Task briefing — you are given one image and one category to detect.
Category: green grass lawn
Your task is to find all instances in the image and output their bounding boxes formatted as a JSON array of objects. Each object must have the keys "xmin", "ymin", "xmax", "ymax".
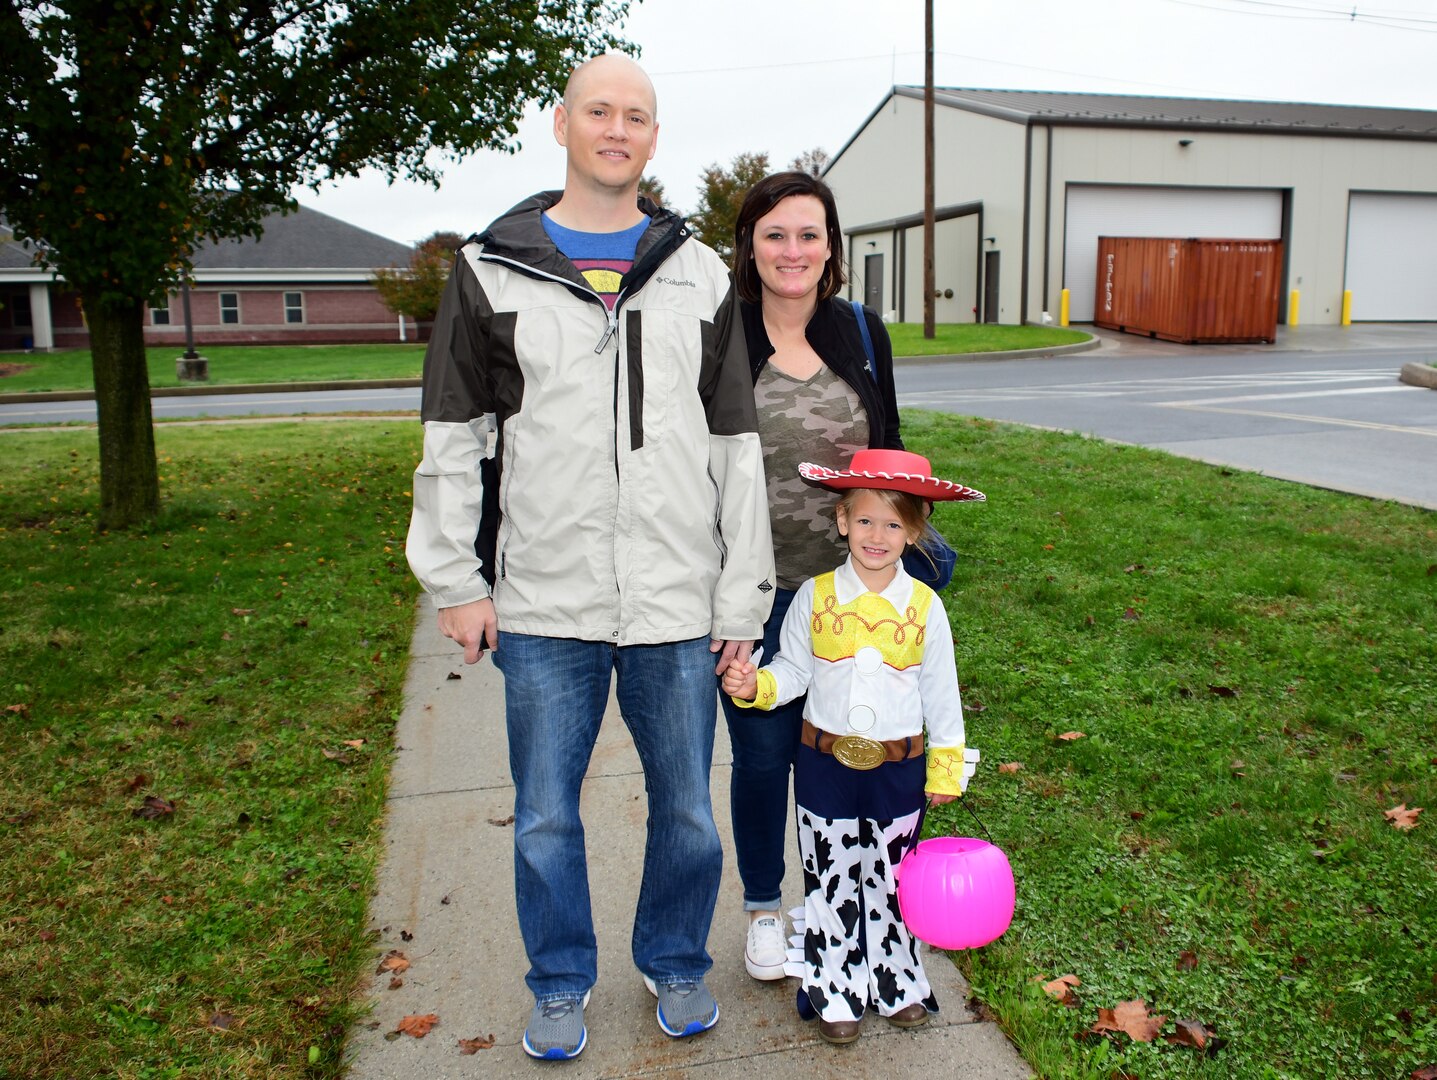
[
  {"xmin": 909, "ymin": 410, "xmax": 1437, "ymax": 1079},
  {"xmin": 1, "ymin": 421, "xmax": 419, "ymax": 1077},
  {"xmin": 0, "ymin": 324, "xmax": 1087, "ymax": 394},
  {"xmin": 0, "ymin": 344, "xmax": 426, "ymax": 393},
  {"xmin": 1, "ymin": 413, "xmax": 1433, "ymax": 1078},
  {"xmin": 887, "ymin": 322, "xmax": 1090, "ymax": 356}
]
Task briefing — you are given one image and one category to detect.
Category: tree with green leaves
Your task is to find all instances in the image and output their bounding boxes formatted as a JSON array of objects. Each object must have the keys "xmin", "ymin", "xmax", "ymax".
[
  {"xmin": 687, "ymin": 151, "xmax": 770, "ymax": 264},
  {"xmin": 1, "ymin": 1, "xmax": 632, "ymax": 528},
  {"xmin": 372, "ymin": 230, "xmax": 467, "ymax": 324}
]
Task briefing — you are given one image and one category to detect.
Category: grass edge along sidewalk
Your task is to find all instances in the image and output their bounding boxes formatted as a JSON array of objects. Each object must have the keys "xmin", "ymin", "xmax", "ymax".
[
  {"xmin": 0, "ymin": 324, "xmax": 1093, "ymax": 395},
  {"xmin": 1, "ymin": 411, "xmax": 1433, "ymax": 1078}
]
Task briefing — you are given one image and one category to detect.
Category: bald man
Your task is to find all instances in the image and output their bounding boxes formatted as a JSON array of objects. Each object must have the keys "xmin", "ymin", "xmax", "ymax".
[{"xmin": 407, "ymin": 53, "xmax": 774, "ymax": 1060}]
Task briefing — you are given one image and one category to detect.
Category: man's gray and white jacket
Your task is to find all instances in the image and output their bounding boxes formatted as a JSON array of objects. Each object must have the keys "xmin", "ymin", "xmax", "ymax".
[{"xmin": 406, "ymin": 192, "xmax": 775, "ymax": 646}]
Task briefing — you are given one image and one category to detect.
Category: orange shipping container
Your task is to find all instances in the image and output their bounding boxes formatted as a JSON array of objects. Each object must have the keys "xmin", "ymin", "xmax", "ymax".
[{"xmin": 1093, "ymin": 236, "xmax": 1283, "ymax": 344}]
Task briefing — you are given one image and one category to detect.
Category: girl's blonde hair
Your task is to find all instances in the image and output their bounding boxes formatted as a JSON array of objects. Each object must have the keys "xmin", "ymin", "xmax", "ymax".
[
  {"xmin": 839, "ymin": 488, "xmax": 925, "ymax": 537},
  {"xmin": 835, "ymin": 487, "xmax": 946, "ymax": 572}
]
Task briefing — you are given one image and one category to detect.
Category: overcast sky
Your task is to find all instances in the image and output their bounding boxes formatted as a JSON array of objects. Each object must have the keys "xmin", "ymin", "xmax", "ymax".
[{"xmin": 293, "ymin": 0, "xmax": 1437, "ymax": 247}]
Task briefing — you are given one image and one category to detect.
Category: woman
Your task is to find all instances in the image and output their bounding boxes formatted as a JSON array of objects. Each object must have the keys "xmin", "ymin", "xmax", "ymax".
[{"xmin": 722, "ymin": 170, "xmax": 903, "ymax": 981}]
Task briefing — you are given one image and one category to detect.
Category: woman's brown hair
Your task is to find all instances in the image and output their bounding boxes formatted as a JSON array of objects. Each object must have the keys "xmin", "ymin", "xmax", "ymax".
[{"xmin": 733, "ymin": 170, "xmax": 847, "ymax": 304}]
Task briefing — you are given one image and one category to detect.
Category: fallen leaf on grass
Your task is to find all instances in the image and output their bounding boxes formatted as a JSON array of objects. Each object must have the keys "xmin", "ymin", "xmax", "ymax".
[
  {"xmin": 1089, "ymin": 999, "xmax": 1166, "ymax": 1042},
  {"xmin": 343, "ymin": 739, "xmax": 366, "ymax": 748},
  {"xmin": 1165, "ymin": 1018, "xmax": 1216, "ymax": 1050},
  {"xmin": 1043, "ymin": 974, "xmax": 1080, "ymax": 1004},
  {"xmin": 132, "ymin": 795, "xmax": 176, "ymax": 819},
  {"xmin": 207, "ymin": 1013, "xmax": 235, "ymax": 1031},
  {"xmin": 458, "ymin": 1035, "xmax": 495, "ymax": 1054},
  {"xmin": 1122, "ymin": 607, "xmax": 1141, "ymax": 620},
  {"xmin": 1176, "ymin": 950, "xmax": 1199, "ymax": 971},
  {"xmin": 4, "ymin": 703, "xmax": 30, "ymax": 717},
  {"xmin": 1386, "ymin": 804, "xmax": 1423, "ymax": 830},
  {"xmin": 1208, "ymin": 684, "xmax": 1239, "ymax": 698},
  {"xmin": 125, "ymin": 774, "xmax": 149, "ymax": 793},
  {"xmin": 376, "ymin": 950, "xmax": 410, "ymax": 975},
  {"xmin": 321, "ymin": 748, "xmax": 353, "ymax": 764},
  {"xmin": 1057, "ymin": 731, "xmax": 1085, "ymax": 741},
  {"xmin": 998, "ymin": 762, "xmax": 1023, "ymax": 774},
  {"xmin": 1411, "ymin": 1066, "xmax": 1437, "ymax": 1080},
  {"xmin": 230, "ymin": 608, "xmax": 255, "ymax": 616},
  {"xmin": 394, "ymin": 1013, "xmax": 439, "ymax": 1039}
]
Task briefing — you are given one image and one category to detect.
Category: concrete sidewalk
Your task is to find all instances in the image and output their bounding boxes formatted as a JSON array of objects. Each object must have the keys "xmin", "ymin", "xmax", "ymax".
[{"xmin": 342, "ymin": 595, "xmax": 1034, "ymax": 1078}]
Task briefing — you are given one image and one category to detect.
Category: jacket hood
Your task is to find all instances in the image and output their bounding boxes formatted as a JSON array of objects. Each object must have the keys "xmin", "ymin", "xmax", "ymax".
[{"xmin": 471, "ymin": 191, "xmax": 689, "ymax": 288}]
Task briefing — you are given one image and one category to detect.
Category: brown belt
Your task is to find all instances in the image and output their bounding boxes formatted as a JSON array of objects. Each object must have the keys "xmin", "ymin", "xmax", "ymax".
[{"xmin": 802, "ymin": 719, "xmax": 924, "ymax": 764}]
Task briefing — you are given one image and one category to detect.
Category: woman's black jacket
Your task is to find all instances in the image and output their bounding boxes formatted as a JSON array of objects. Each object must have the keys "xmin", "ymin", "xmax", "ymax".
[{"xmin": 739, "ymin": 295, "xmax": 903, "ymax": 451}]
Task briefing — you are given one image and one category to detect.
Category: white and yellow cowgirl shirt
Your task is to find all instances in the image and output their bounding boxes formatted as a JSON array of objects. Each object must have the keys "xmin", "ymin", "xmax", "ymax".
[{"xmin": 738, "ymin": 556, "xmax": 974, "ymax": 796}]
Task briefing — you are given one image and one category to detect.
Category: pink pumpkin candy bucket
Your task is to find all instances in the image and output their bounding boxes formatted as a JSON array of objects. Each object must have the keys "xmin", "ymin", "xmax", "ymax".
[{"xmin": 896, "ymin": 836, "xmax": 1015, "ymax": 950}]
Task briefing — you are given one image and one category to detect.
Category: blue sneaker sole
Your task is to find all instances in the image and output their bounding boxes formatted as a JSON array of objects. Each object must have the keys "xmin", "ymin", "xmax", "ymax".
[
  {"xmin": 522, "ymin": 1029, "xmax": 587, "ymax": 1060},
  {"xmin": 643, "ymin": 975, "xmax": 719, "ymax": 1038},
  {"xmin": 522, "ymin": 990, "xmax": 590, "ymax": 1059},
  {"xmin": 656, "ymin": 1004, "xmax": 718, "ymax": 1038}
]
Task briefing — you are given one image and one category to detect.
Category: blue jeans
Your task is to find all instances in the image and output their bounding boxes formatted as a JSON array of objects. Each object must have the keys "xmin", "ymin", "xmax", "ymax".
[
  {"xmin": 719, "ymin": 586, "xmax": 804, "ymax": 911},
  {"xmin": 494, "ymin": 633, "xmax": 723, "ymax": 1001}
]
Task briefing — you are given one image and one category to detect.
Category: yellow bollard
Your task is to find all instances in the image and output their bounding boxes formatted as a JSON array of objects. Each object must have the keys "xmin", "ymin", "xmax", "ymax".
[
  {"xmin": 1289, "ymin": 289, "xmax": 1300, "ymax": 327},
  {"xmin": 1341, "ymin": 290, "xmax": 1352, "ymax": 326},
  {"xmin": 1060, "ymin": 288, "xmax": 1070, "ymax": 327}
]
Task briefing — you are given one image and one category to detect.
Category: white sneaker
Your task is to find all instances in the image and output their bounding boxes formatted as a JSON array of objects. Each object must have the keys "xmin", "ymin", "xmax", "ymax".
[{"xmin": 744, "ymin": 914, "xmax": 787, "ymax": 981}]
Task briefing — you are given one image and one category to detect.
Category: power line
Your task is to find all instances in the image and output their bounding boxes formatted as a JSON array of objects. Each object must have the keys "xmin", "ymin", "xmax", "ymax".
[{"xmin": 1160, "ymin": 0, "xmax": 1437, "ymax": 31}]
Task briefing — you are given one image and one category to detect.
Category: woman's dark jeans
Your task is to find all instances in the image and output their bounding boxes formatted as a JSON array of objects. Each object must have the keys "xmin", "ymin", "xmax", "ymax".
[{"xmin": 719, "ymin": 586, "xmax": 805, "ymax": 910}]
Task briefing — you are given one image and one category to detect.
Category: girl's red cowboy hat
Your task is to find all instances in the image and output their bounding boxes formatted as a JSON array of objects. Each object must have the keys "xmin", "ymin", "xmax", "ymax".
[{"xmin": 798, "ymin": 449, "xmax": 985, "ymax": 502}]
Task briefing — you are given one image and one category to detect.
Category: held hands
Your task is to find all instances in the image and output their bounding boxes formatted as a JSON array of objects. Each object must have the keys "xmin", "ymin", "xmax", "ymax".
[
  {"xmin": 710, "ymin": 637, "xmax": 754, "ymax": 675},
  {"xmin": 437, "ymin": 598, "xmax": 498, "ymax": 664},
  {"xmin": 721, "ymin": 657, "xmax": 758, "ymax": 701},
  {"xmin": 927, "ymin": 793, "xmax": 957, "ymax": 806}
]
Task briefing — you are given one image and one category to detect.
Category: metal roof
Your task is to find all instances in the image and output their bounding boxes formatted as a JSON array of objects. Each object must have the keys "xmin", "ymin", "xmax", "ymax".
[{"xmin": 893, "ymin": 87, "xmax": 1437, "ymax": 139}]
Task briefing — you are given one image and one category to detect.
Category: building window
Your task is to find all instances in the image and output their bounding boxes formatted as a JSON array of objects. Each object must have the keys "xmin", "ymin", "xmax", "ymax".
[
  {"xmin": 219, "ymin": 292, "xmax": 239, "ymax": 324},
  {"xmin": 10, "ymin": 292, "xmax": 33, "ymax": 329},
  {"xmin": 150, "ymin": 296, "xmax": 171, "ymax": 325},
  {"xmin": 284, "ymin": 291, "xmax": 304, "ymax": 324}
]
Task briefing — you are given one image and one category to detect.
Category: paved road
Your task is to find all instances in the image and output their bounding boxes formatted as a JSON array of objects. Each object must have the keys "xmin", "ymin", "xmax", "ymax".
[
  {"xmin": 5, "ymin": 323, "xmax": 1435, "ymax": 509},
  {"xmin": 894, "ymin": 328, "xmax": 1437, "ymax": 510},
  {"xmin": 0, "ymin": 385, "xmax": 423, "ymax": 426}
]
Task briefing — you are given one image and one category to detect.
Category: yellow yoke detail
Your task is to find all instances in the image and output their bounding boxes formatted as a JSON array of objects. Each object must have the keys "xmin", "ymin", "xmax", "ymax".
[{"xmin": 808, "ymin": 571, "xmax": 933, "ymax": 670}]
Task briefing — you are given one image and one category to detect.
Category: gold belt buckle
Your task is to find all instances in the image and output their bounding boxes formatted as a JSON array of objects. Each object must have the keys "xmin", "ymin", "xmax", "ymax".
[{"xmin": 831, "ymin": 734, "xmax": 886, "ymax": 771}]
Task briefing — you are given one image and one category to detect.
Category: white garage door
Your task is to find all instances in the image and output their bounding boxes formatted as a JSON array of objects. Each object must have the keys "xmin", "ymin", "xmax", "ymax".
[
  {"xmin": 1346, "ymin": 193, "xmax": 1437, "ymax": 321},
  {"xmin": 1064, "ymin": 186, "xmax": 1283, "ymax": 321}
]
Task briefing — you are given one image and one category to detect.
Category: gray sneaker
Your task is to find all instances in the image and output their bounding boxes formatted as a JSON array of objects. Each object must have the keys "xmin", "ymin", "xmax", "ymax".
[
  {"xmin": 522, "ymin": 990, "xmax": 591, "ymax": 1060},
  {"xmin": 643, "ymin": 975, "xmax": 719, "ymax": 1037}
]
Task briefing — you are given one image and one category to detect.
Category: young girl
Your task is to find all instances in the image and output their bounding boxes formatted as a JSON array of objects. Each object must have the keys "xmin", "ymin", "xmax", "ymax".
[{"xmin": 722, "ymin": 448, "xmax": 984, "ymax": 1046}]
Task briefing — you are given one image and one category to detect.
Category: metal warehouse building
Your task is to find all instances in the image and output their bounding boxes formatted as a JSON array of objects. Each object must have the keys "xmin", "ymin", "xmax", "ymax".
[{"xmin": 823, "ymin": 88, "xmax": 1437, "ymax": 327}]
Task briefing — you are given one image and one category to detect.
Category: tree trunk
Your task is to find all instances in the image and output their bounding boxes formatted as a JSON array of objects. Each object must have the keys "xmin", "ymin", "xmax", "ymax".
[{"xmin": 84, "ymin": 291, "xmax": 159, "ymax": 529}]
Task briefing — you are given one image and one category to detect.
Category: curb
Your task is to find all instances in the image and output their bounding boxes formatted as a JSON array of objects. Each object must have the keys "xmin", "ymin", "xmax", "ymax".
[
  {"xmin": 1398, "ymin": 362, "xmax": 1437, "ymax": 389},
  {"xmin": 0, "ymin": 377, "xmax": 423, "ymax": 405},
  {"xmin": 0, "ymin": 338, "xmax": 1102, "ymax": 403},
  {"xmin": 893, "ymin": 335, "xmax": 1100, "ymax": 366}
]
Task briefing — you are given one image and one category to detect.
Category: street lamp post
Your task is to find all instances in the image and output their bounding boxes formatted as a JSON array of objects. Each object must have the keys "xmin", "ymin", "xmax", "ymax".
[{"xmin": 176, "ymin": 282, "xmax": 208, "ymax": 381}]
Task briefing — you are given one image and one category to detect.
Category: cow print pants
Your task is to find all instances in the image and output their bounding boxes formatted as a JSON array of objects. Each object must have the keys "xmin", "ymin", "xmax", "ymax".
[{"xmin": 794, "ymin": 747, "xmax": 938, "ymax": 1023}]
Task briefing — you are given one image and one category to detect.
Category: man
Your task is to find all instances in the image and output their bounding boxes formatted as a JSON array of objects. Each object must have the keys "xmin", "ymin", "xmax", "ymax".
[{"xmin": 406, "ymin": 53, "xmax": 774, "ymax": 1061}]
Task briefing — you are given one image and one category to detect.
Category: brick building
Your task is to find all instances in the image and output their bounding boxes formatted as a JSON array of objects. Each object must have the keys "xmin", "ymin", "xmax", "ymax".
[{"xmin": 1, "ymin": 205, "xmax": 425, "ymax": 351}]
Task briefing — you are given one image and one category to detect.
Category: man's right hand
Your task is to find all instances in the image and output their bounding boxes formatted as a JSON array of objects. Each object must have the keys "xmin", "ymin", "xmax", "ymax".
[{"xmin": 437, "ymin": 598, "xmax": 498, "ymax": 664}]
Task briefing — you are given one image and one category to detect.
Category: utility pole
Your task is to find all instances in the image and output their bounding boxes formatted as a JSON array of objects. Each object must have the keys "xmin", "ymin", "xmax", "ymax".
[{"xmin": 923, "ymin": 0, "xmax": 935, "ymax": 339}]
